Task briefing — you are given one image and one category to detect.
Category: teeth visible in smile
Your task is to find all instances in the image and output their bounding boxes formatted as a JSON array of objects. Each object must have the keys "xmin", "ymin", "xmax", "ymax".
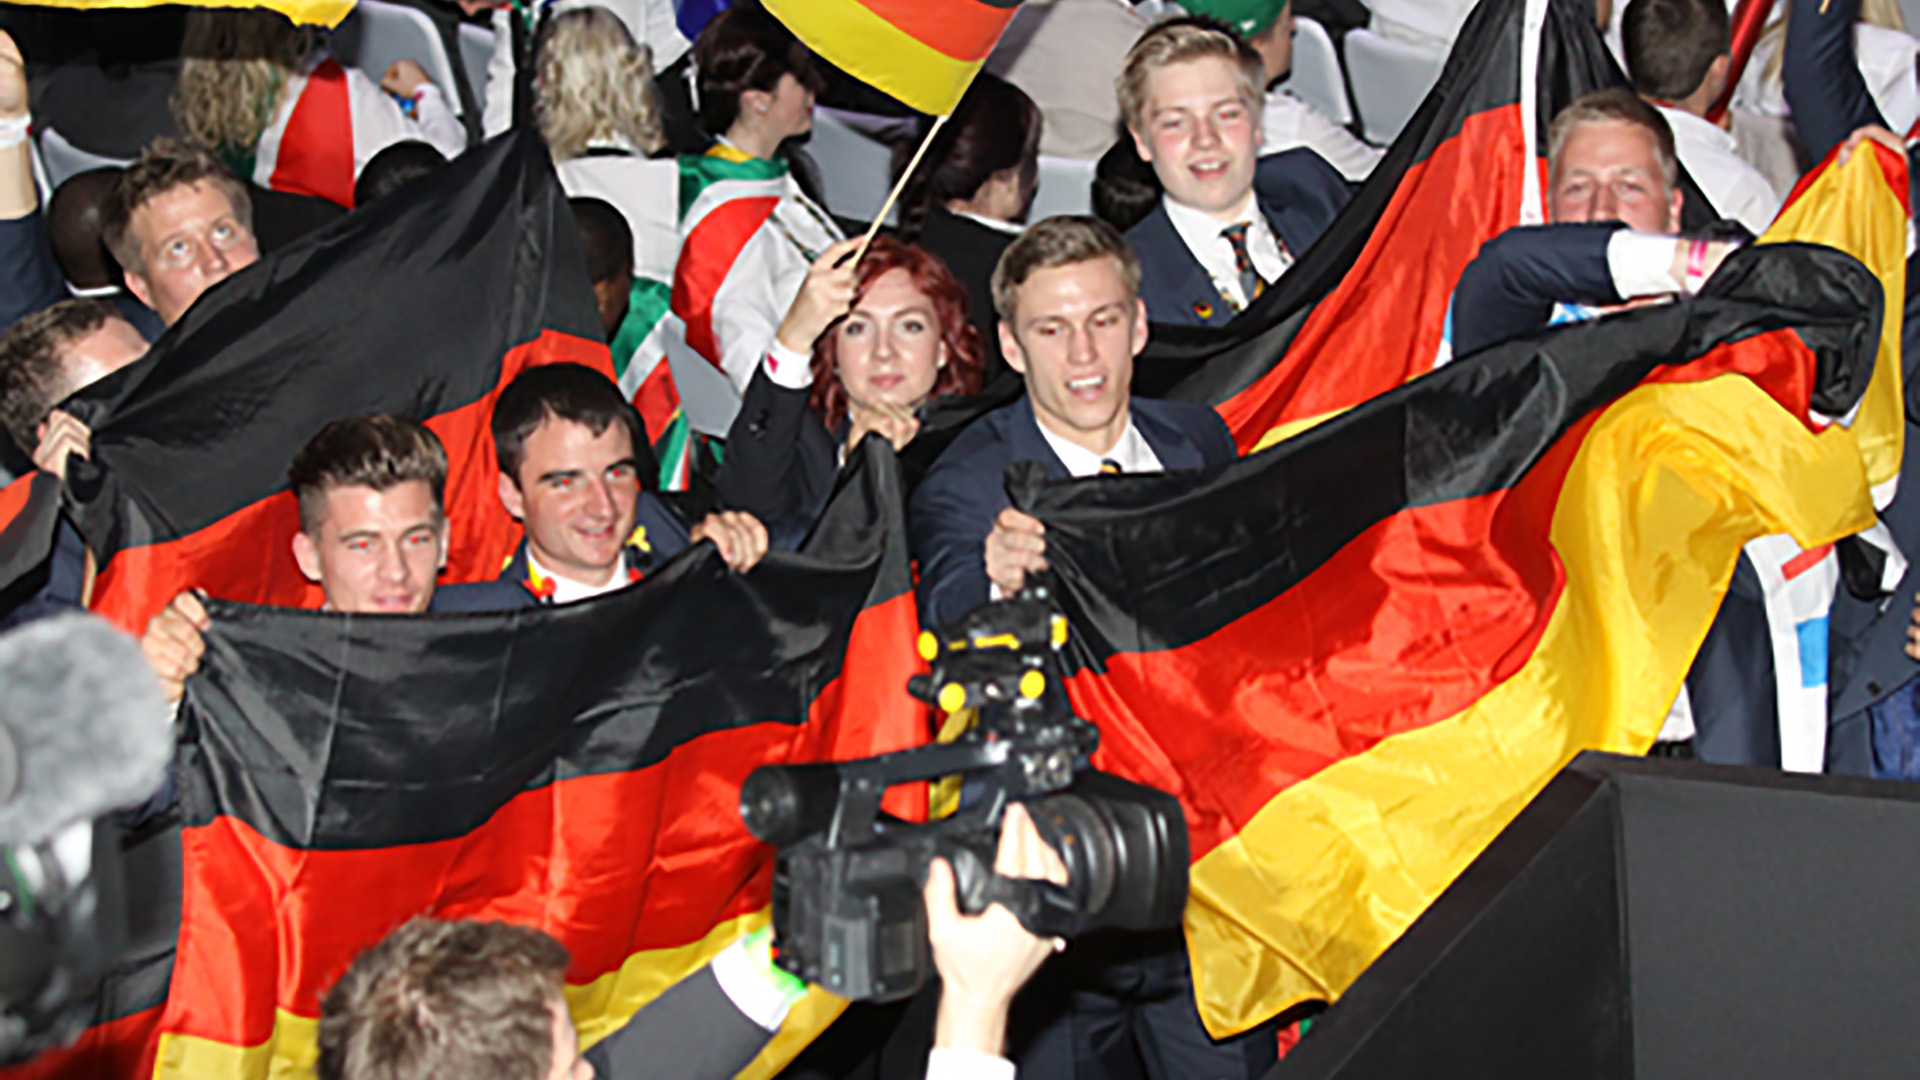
[{"xmin": 1069, "ymin": 375, "xmax": 1103, "ymax": 390}]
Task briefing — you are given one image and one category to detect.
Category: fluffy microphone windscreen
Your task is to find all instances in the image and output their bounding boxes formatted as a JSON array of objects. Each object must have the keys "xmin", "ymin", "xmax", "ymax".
[{"xmin": 0, "ymin": 614, "xmax": 171, "ymax": 845}]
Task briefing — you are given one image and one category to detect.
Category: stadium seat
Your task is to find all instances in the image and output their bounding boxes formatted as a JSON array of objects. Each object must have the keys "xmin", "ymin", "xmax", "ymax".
[
  {"xmin": 1286, "ymin": 16, "xmax": 1352, "ymax": 127},
  {"xmin": 1344, "ymin": 27, "xmax": 1446, "ymax": 148},
  {"xmin": 1028, "ymin": 154, "xmax": 1096, "ymax": 220},
  {"xmin": 806, "ymin": 107, "xmax": 913, "ymax": 225},
  {"xmin": 457, "ymin": 23, "xmax": 496, "ymax": 120},
  {"xmin": 331, "ymin": 0, "xmax": 465, "ymax": 117},
  {"xmin": 37, "ymin": 127, "xmax": 132, "ymax": 190}
]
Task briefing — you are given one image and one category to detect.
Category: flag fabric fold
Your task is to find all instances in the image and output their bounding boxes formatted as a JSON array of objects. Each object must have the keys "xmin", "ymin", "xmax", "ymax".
[
  {"xmin": 1014, "ymin": 237, "xmax": 1887, "ymax": 1036},
  {"xmin": 761, "ymin": 0, "xmax": 1021, "ymax": 117},
  {"xmin": 146, "ymin": 439, "xmax": 923, "ymax": 1078},
  {"xmin": 53, "ymin": 130, "xmax": 609, "ymax": 634}
]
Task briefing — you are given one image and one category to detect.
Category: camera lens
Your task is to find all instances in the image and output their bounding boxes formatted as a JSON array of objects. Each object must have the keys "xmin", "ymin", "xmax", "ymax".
[{"xmin": 740, "ymin": 764, "xmax": 843, "ymax": 847}]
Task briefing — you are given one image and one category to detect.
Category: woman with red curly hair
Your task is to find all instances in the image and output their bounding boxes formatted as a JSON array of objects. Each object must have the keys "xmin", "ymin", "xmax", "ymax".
[{"xmin": 717, "ymin": 236, "xmax": 985, "ymax": 527}]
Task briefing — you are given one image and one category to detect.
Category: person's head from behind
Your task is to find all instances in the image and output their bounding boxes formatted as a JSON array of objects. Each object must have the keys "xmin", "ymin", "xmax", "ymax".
[
  {"xmin": 990, "ymin": 217, "xmax": 1148, "ymax": 453},
  {"xmin": 1120, "ymin": 17, "xmax": 1265, "ymax": 221},
  {"xmin": 898, "ymin": 74, "xmax": 1042, "ymax": 232},
  {"xmin": 1546, "ymin": 88, "xmax": 1681, "ymax": 233},
  {"xmin": 1623, "ymin": 0, "xmax": 1731, "ymax": 115},
  {"xmin": 354, "ymin": 141, "xmax": 447, "ymax": 207},
  {"xmin": 174, "ymin": 9, "xmax": 315, "ymax": 158},
  {"xmin": 288, "ymin": 415, "xmax": 449, "ymax": 615},
  {"xmin": 570, "ymin": 198, "xmax": 635, "ymax": 340},
  {"xmin": 317, "ymin": 917, "xmax": 591, "ymax": 1080},
  {"xmin": 692, "ymin": 3, "xmax": 822, "ymax": 150},
  {"xmin": 101, "ymin": 138, "xmax": 260, "ymax": 327},
  {"xmin": 0, "ymin": 300, "xmax": 146, "ymax": 455},
  {"xmin": 1181, "ymin": 0, "xmax": 1295, "ymax": 85},
  {"xmin": 492, "ymin": 364, "xmax": 647, "ymax": 586},
  {"xmin": 47, "ymin": 167, "xmax": 128, "ymax": 292},
  {"xmin": 1092, "ymin": 139, "xmax": 1163, "ymax": 233},
  {"xmin": 810, "ymin": 237, "xmax": 985, "ymax": 432},
  {"xmin": 536, "ymin": 6, "xmax": 665, "ymax": 161}
]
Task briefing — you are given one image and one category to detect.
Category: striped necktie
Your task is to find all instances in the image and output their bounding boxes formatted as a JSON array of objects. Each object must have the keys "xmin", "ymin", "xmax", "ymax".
[
  {"xmin": 1221, "ymin": 221, "xmax": 1265, "ymax": 308},
  {"xmin": 1099, "ymin": 458, "xmax": 1124, "ymax": 475}
]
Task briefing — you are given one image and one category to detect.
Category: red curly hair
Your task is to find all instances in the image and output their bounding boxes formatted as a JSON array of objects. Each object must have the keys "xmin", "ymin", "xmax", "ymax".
[{"xmin": 809, "ymin": 236, "xmax": 985, "ymax": 433}]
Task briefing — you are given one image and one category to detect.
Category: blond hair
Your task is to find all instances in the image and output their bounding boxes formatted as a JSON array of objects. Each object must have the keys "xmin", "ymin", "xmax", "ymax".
[
  {"xmin": 536, "ymin": 7, "xmax": 665, "ymax": 161},
  {"xmin": 1547, "ymin": 87, "xmax": 1679, "ymax": 189},
  {"xmin": 1116, "ymin": 17, "xmax": 1265, "ymax": 136},
  {"xmin": 173, "ymin": 9, "xmax": 315, "ymax": 158},
  {"xmin": 991, "ymin": 215, "xmax": 1141, "ymax": 321}
]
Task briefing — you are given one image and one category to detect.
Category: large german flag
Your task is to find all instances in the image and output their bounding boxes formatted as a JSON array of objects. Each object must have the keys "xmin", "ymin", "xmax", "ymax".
[
  {"xmin": 761, "ymin": 0, "xmax": 1019, "ymax": 117},
  {"xmin": 1019, "ymin": 230, "xmax": 1888, "ymax": 1036},
  {"xmin": 1135, "ymin": 0, "xmax": 1703, "ymax": 451},
  {"xmin": 43, "ymin": 441, "xmax": 923, "ymax": 1079},
  {"xmin": 45, "ymin": 130, "xmax": 609, "ymax": 635}
]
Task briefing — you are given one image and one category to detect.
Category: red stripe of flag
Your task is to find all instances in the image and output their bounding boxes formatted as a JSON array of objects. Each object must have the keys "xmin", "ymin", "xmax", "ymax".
[
  {"xmin": 269, "ymin": 58, "xmax": 357, "ymax": 210},
  {"xmin": 672, "ymin": 196, "xmax": 780, "ymax": 367},
  {"xmin": 851, "ymin": 0, "xmax": 1019, "ymax": 62}
]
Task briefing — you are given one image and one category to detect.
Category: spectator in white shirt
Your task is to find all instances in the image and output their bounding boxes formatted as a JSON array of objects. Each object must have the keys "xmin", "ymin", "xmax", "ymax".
[
  {"xmin": 1182, "ymin": 0, "xmax": 1385, "ymax": 181},
  {"xmin": 1624, "ymin": 0, "xmax": 1782, "ymax": 235}
]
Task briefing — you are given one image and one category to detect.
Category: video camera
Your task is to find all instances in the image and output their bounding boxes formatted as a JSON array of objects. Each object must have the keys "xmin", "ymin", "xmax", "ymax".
[{"xmin": 738, "ymin": 589, "xmax": 1189, "ymax": 1002}]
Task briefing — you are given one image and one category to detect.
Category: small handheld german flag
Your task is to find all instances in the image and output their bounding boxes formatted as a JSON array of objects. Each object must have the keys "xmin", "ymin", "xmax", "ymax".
[{"xmin": 762, "ymin": 0, "xmax": 1021, "ymax": 117}]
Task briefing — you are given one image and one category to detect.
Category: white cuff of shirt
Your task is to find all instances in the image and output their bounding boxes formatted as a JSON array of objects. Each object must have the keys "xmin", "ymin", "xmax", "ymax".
[
  {"xmin": 707, "ymin": 937, "xmax": 798, "ymax": 1032},
  {"xmin": 764, "ymin": 340, "xmax": 815, "ymax": 390},
  {"xmin": 925, "ymin": 1048, "xmax": 1017, "ymax": 1080},
  {"xmin": 1606, "ymin": 230, "xmax": 1685, "ymax": 299}
]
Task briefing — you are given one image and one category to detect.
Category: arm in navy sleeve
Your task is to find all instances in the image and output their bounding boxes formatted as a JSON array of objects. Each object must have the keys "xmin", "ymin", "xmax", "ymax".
[
  {"xmin": 0, "ymin": 211, "xmax": 69, "ymax": 331},
  {"xmin": 1449, "ymin": 222, "xmax": 1622, "ymax": 358},
  {"xmin": 1784, "ymin": 0, "xmax": 1888, "ymax": 166}
]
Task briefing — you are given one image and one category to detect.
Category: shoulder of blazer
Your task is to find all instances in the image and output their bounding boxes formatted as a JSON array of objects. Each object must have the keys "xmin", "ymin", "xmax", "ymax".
[{"xmin": 1132, "ymin": 397, "xmax": 1236, "ymax": 467}]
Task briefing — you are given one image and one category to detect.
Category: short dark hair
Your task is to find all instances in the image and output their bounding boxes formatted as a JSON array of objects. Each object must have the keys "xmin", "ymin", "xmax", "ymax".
[
  {"xmin": 990, "ymin": 216, "xmax": 1141, "ymax": 322},
  {"xmin": 0, "ymin": 299, "xmax": 121, "ymax": 452},
  {"xmin": 492, "ymin": 363, "xmax": 646, "ymax": 482},
  {"xmin": 287, "ymin": 415, "xmax": 449, "ymax": 535},
  {"xmin": 1546, "ymin": 87, "xmax": 1679, "ymax": 189},
  {"xmin": 47, "ymin": 168, "xmax": 126, "ymax": 291},
  {"xmin": 102, "ymin": 139, "xmax": 254, "ymax": 277},
  {"xmin": 1623, "ymin": 0, "xmax": 1731, "ymax": 102},
  {"xmin": 569, "ymin": 197, "xmax": 634, "ymax": 286},
  {"xmin": 354, "ymin": 140, "xmax": 447, "ymax": 207},
  {"xmin": 1092, "ymin": 138, "xmax": 1162, "ymax": 233},
  {"xmin": 317, "ymin": 918, "xmax": 569, "ymax": 1080},
  {"xmin": 895, "ymin": 74, "xmax": 1042, "ymax": 240},
  {"xmin": 691, "ymin": 2, "xmax": 822, "ymax": 136}
]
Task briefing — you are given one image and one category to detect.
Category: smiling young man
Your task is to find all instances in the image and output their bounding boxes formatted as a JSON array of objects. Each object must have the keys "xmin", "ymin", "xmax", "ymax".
[
  {"xmin": 908, "ymin": 217, "xmax": 1267, "ymax": 1080},
  {"xmin": 1117, "ymin": 16, "xmax": 1349, "ymax": 327},
  {"xmin": 432, "ymin": 362, "xmax": 767, "ymax": 611}
]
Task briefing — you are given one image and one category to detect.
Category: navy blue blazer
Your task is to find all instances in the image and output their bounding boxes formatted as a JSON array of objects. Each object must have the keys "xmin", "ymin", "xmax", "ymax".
[
  {"xmin": 1447, "ymin": 222, "xmax": 1622, "ymax": 358},
  {"xmin": 430, "ymin": 493, "xmax": 695, "ymax": 613},
  {"xmin": 714, "ymin": 365, "xmax": 841, "ymax": 533},
  {"xmin": 909, "ymin": 395, "xmax": 1237, "ymax": 630},
  {"xmin": 1125, "ymin": 147, "xmax": 1351, "ymax": 328}
]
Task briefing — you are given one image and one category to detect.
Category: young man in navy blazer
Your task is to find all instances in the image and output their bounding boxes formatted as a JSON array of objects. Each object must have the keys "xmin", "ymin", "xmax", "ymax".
[
  {"xmin": 913, "ymin": 215, "xmax": 1240, "ymax": 631},
  {"xmin": 1118, "ymin": 17, "xmax": 1349, "ymax": 328},
  {"xmin": 910, "ymin": 214, "xmax": 1269, "ymax": 1077}
]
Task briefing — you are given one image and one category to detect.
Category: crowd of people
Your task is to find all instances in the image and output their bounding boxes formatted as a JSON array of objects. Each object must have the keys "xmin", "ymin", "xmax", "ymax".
[{"xmin": 1, "ymin": 0, "xmax": 1917, "ymax": 1076}]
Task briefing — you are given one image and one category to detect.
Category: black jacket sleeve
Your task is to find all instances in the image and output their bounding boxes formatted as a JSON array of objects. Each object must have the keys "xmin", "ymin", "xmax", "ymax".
[
  {"xmin": 585, "ymin": 963, "xmax": 776, "ymax": 1080},
  {"xmin": 1449, "ymin": 222, "xmax": 1622, "ymax": 358},
  {"xmin": 1783, "ymin": 0, "xmax": 1889, "ymax": 166},
  {"xmin": 714, "ymin": 364, "xmax": 839, "ymax": 530}
]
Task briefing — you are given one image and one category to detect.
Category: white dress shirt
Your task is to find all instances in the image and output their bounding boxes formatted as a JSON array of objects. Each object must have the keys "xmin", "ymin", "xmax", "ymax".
[
  {"xmin": 1162, "ymin": 193, "xmax": 1290, "ymax": 312},
  {"xmin": 1654, "ymin": 106, "xmax": 1781, "ymax": 236},
  {"xmin": 1035, "ymin": 415, "xmax": 1164, "ymax": 477},
  {"xmin": 925, "ymin": 1048, "xmax": 1017, "ymax": 1080},
  {"xmin": 1261, "ymin": 87, "xmax": 1384, "ymax": 182},
  {"xmin": 528, "ymin": 549, "xmax": 630, "ymax": 605}
]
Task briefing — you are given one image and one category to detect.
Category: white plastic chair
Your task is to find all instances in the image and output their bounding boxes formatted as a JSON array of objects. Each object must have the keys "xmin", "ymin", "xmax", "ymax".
[
  {"xmin": 36, "ymin": 127, "xmax": 133, "ymax": 191},
  {"xmin": 1900, "ymin": 0, "xmax": 1920, "ymax": 37},
  {"xmin": 1027, "ymin": 155, "xmax": 1095, "ymax": 221},
  {"xmin": 330, "ymin": 0, "xmax": 464, "ymax": 117},
  {"xmin": 806, "ymin": 108, "xmax": 907, "ymax": 224},
  {"xmin": 1344, "ymin": 27, "xmax": 1446, "ymax": 148},
  {"xmin": 1285, "ymin": 16, "xmax": 1351, "ymax": 127},
  {"xmin": 456, "ymin": 23, "xmax": 496, "ymax": 121}
]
